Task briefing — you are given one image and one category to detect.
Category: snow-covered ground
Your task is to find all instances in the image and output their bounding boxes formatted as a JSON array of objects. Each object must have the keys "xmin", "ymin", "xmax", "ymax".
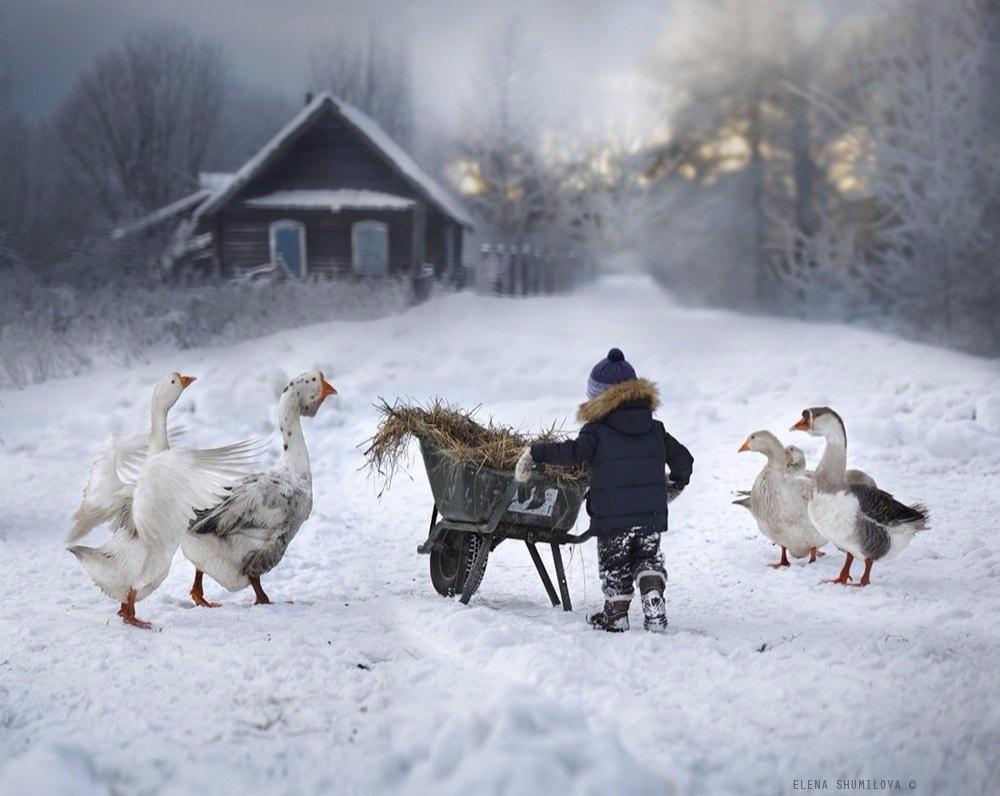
[{"xmin": 1, "ymin": 274, "xmax": 998, "ymax": 795}]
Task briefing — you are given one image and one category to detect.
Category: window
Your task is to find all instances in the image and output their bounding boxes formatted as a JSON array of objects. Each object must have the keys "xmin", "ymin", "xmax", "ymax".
[
  {"xmin": 352, "ymin": 220, "xmax": 389, "ymax": 277},
  {"xmin": 269, "ymin": 220, "xmax": 307, "ymax": 278}
]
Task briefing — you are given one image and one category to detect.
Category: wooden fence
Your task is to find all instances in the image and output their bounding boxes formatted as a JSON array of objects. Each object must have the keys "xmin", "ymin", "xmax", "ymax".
[{"xmin": 476, "ymin": 243, "xmax": 590, "ymax": 296}]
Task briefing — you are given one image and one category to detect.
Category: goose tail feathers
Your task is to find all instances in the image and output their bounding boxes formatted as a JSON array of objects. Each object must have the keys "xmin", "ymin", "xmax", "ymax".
[{"xmin": 908, "ymin": 503, "xmax": 930, "ymax": 531}]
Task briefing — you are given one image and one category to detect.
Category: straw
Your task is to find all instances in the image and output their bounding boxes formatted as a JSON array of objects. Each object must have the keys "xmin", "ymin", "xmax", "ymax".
[{"xmin": 363, "ymin": 398, "xmax": 587, "ymax": 491}]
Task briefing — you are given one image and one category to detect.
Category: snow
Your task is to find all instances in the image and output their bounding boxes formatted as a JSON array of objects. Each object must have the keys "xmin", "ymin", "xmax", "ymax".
[
  {"xmin": 195, "ymin": 94, "xmax": 474, "ymax": 227},
  {"xmin": 1, "ymin": 273, "xmax": 998, "ymax": 795},
  {"xmin": 111, "ymin": 189, "xmax": 210, "ymax": 240},
  {"xmin": 198, "ymin": 171, "xmax": 235, "ymax": 193},
  {"xmin": 245, "ymin": 189, "xmax": 415, "ymax": 213}
]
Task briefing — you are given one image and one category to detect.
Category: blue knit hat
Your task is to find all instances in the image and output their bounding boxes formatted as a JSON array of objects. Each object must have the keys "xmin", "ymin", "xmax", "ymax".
[{"xmin": 587, "ymin": 348, "xmax": 636, "ymax": 399}]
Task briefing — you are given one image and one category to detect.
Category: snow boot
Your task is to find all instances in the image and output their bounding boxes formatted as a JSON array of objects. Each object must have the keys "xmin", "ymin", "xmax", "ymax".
[
  {"xmin": 587, "ymin": 598, "xmax": 630, "ymax": 632},
  {"xmin": 638, "ymin": 574, "xmax": 668, "ymax": 633}
]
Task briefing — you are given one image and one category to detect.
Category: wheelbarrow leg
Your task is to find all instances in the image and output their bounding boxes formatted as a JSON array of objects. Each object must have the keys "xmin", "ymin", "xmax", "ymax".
[
  {"xmin": 550, "ymin": 543, "xmax": 572, "ymax": 612},
  {"xmin": 460, "ymin": 534, "xmax": 492, "ymax": 605},
  {"xmin": 525, "ymin": 541, "xmax": 560, "ymax": 607}
]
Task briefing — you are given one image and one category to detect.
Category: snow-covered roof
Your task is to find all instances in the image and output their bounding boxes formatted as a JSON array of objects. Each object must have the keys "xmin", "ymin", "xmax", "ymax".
[
  {"xmin": 111, "ymin": 189, "xmax": 211, "ymax": 240},
  {"xmin": 335, "ymin": 100, "xmax": 474, "ymax": 227},
  {"xmin": 198, "ymin": 172, "xmax": 234, "ymax": 192},
  {"xmin": 195, "ymin": 93, "xmax": 474, "ymax": 227},
  {"xmin": 245, "ymin": 189, "xmax": 416, "ymax": 212}
]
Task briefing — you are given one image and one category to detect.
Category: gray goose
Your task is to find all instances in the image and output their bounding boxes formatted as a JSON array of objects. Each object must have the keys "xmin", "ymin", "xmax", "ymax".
[
  {"xmin": 182, "ymin": 371, "xmax": 336, "ymax": 606},
  {"xmin": 791, "ymin": 407, "xmax": 928, "ymax": 586},
  {"xmin": 733, "ymin": 445, "xmax": 807, "ymax": 509},
  {"xmin": 737, "ymin": 431, "xmax": 827, "ymax": 567},
  {"xmin": 735, "ymin": 445, "xmax": 876, "ymax": 506}
]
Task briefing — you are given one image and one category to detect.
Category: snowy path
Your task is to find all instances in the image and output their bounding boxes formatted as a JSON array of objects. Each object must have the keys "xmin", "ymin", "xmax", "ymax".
[{"xmin": 1, "ymin": 274, "xmax": 998, "ymax": 795}]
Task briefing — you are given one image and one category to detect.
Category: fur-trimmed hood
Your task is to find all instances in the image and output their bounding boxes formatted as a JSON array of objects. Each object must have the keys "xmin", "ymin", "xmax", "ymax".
[{"xmin": 577, "ymin": 378, "xmax": 660, "ymax": 424}]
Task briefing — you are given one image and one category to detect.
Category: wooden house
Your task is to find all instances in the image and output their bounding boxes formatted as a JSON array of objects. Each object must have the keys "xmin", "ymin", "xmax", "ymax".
[{"xmin": 115, "ymin": 93, "xmax": 473, "ymax": 283}]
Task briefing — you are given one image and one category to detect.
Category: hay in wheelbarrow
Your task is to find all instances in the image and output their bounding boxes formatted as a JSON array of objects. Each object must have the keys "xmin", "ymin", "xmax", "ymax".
[{"xmin": 363, "ymin": 398, "xmax": 588, "ymax": 492}]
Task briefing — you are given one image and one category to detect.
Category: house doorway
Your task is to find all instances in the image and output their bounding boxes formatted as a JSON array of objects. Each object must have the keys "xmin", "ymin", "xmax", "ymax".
[{"xmin": 269, "ymin": 220, "xmax": 307, "ymax": 278}]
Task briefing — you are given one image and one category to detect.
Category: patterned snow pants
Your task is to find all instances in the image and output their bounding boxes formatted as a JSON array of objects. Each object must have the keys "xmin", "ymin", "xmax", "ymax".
[{"xmin": 597, "ymin": 530, "xmax": 667, "ymax": 601}]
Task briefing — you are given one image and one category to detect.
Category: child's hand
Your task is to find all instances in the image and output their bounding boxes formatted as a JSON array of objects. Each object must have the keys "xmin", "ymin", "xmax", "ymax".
[
  {"xmin": 514, "ymin": 446, "xmax": 535, "ymax": 482},
  {"xmin": 666, "ymin": 480, "xmax": 685, "ymax": 504}
]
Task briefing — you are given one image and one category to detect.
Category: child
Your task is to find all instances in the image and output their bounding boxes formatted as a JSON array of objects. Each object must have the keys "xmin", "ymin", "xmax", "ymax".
[{"xmin": 515, "ymin": 348, "xmax": 693, "ymax": 632}]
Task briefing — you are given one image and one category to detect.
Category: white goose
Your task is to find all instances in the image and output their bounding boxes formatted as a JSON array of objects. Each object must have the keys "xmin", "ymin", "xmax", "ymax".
[
  {"xmin": 787, "ymin": 444, "xmax": 878, "ymax": 489},
  {"xmin": 737, "ymin": 431, "xmax": 828, "ymax": 567},
  {"xmin": 182, "ymin": 371, "xmax": 336, "ymax": 606},
  {"xmin": 734, "ymin": 445, "xmax": 874, "ymax": 507},
  {"xmin": 68, "ymin": 372, "xmax": 261, "ymax": 628},
  {"xmin": 791, "ymin": 407, "xmax": 928, "ymax": 586}
]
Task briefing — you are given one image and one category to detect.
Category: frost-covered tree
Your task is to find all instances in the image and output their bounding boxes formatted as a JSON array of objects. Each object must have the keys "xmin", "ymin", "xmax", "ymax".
[
  {"xmin": 457, "ymin": 17, "xmax": 551, "ymax": 247},
  {"xmin": 0, "ymin": 48, "xmax": 65, "ymax": 272},
  {"xmin": 647, "ymin": 0, "xmax": 846, "ymax": 305},
  {"xmin": 550, "ymin": 82, "xmax": 674, "ymax": 258},
  {"xmin": 0, "ymin": 61, "xmax": 24, "ymax": 268},
  {"xmin": 782, "ymin": 0, "xmax": 1000, "ymax": 351},
  {"xmin": 308, "ymin": 28, "xmax": 414, "ymax": 149},
  {"xmin": 56, "ymin": 26, "xmax": 229, "ymax": 221}
]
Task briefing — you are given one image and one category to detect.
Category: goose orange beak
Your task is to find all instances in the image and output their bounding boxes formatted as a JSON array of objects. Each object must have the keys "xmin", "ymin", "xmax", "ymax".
[
  {"xmin": 319, "ymin": 373, "xmax": 337, "ymax": 400},
  {"xmin": 791, "ymin": 413, "xmax": 811, "ymax": 432},
  {"xmin": 738, "ymin": 439, "xmax": 751, "ymax": 453},
  {"xmin": 178, "ymin": 374, "xmax": 196, "ymax": 388}
]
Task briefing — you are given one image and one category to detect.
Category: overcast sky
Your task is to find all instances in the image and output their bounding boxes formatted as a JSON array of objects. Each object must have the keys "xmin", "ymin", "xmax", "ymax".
[{"xmin": 1, "ymin": 0, "xmax": 668, "ymax": 129}]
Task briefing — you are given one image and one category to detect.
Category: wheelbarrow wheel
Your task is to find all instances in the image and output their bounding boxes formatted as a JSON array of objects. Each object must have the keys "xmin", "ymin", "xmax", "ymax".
[{"xmin": 429, "ymin": 531, "xmax": 488, "ymax": 599}]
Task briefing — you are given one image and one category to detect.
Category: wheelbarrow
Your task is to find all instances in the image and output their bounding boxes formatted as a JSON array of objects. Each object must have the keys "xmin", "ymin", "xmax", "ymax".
[{"xmin": 415, "ymin": 439, "xmax": 591, "ymax": 610}]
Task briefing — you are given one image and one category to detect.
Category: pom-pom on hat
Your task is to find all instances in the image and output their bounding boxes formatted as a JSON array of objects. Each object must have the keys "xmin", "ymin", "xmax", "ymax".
[{"xmin": 587, "ymin": 348, "xmax": 637, "ymax": 399}]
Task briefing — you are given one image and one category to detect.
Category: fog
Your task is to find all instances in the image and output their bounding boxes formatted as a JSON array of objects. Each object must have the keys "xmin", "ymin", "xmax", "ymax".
[
  {"xmin": 2, "ymin": 0, "xmax": 664, "ymax": 129},
  {"xmin": 1, "ymin": 0, "xmax": 998, "ymax": 392}
]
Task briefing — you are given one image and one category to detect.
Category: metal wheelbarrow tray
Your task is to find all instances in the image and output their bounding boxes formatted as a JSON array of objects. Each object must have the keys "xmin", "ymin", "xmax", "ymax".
[{"xmin": 415, "ymin": 439, "xmax": 591, "ymax": 609}]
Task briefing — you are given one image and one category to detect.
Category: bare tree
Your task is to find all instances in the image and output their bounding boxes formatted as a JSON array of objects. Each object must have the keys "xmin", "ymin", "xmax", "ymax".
[
  {"xmin": 457, "ymin": 17, "xmax": 551, "ymax": 247},
  {"xmin": 308, "ymin": 28, "xmax": 414, "ymax": 148},
  {"xmin": 56, "ymin": 26, "xmax": 229, "ymax": 221},
  {"xmin": 0, "ymin": 50, "xmax": 64, "ymax": 272},
  {"xmin": 648, "ymin": 0, "xmax": 844, "ymax": 305}
]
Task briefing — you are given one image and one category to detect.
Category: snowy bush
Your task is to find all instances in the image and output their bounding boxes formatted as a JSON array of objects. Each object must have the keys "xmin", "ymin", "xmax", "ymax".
[{"xmin": 0, "ymin": 268, "xmax": 410, "ymax": 388}]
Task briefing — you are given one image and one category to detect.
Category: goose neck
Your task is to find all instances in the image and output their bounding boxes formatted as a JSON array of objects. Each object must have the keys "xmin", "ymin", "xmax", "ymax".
[
  {"xmin": 816, "ymin": 429, "xmax": 847, "ymax": 491},
  {"xmin": 278, "ymin": 394, "xmax": 311, "ymax": 480},
  {"xmin": 149, "ymin": 401, "xmax": 170, "ymax": 453}
]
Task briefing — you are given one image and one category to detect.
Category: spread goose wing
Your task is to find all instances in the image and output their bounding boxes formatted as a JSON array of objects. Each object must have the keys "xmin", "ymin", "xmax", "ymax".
[
  {"xmin": 131, "ymin": 438, "xmax": 269, "ymax": 549},
  {"xmin": 849, "ymin": 484, "xmax": 928, "ymax": 529},
  {"xmin": 189, "ymin": 471, "xmax": 303, "ymax": 543},
  {"xmin": 69, "ymin": 431, "xmax": 148, "ymax": 543},
  {"xmin": 114, "ymin": 425, "xmax": 186, "ymax": 485}
]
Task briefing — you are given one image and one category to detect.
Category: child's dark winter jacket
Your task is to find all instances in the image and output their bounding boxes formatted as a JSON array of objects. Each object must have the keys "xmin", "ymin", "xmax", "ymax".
[{"xmin": 530, "ymin": 379, "xmax": 693, "ymax": 536}]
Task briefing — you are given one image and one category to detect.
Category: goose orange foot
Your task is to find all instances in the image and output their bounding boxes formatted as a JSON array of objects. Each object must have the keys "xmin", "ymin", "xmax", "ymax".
[
  {"xmin": 192, "ymin": 593, "xmax": 222, "ymax": 608},
  {"xmin": 190, "ymin": 570, "xmax": 221, "ymax": 608},
  {"xmin": 769, "ymin": 547, "xmax": 791, "ymax": 569},
  {"xmin": 821, "ymin": 553, "xmax": 854, "ymax": 585},
  {"xmin": 848, "ymin": 558, "xmax": 874, "ymax": 587},
  {"xmin": 250, "ymin": 576, "xmax": 271, "ymax": 605},
  {"xmin": 120, "ymin": 588, "xmax": 152, "ymax": 629}
]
